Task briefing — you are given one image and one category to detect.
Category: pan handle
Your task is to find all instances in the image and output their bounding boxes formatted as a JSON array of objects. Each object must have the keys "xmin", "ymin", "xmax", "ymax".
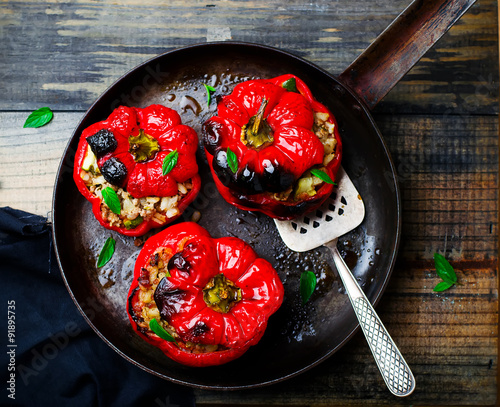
[{"xmin": 338, "ymin": 0, "xmax": 476, "ymax": 110}]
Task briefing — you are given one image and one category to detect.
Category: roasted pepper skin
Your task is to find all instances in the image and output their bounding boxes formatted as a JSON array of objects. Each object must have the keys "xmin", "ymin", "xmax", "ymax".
[
  {"xmin": 203, "ymin": 74, "xmax": 342, "ymax": 220},
  {"xmin": 73, "ymin": 105, "xmax": 201, "ymax": 236},
  {"xmin": 127, "ymin": 222, "xmax": 284, "ymax": 367}
]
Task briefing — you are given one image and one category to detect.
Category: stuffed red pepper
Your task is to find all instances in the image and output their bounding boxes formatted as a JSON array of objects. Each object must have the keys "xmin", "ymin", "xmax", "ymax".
[
  {"xmin": 74, "ymin": 104, "xmax": 201, "ymax": 236},
  {"xmin": 127, "ymin": 222, "xmax": 284, "ymax": 367},
  {"xmin": 202, "ymin": 74, "xmax": 342, "ymax": 220}
]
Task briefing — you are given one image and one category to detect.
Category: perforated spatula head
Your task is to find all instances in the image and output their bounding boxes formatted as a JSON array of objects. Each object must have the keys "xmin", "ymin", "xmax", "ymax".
[{"xmin": 274, "ymin": 166, "xmax": 365, "ymax": 252}]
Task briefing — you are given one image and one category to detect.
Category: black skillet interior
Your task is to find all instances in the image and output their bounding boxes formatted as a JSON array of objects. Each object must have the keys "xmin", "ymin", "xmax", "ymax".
[{"xmin": 52, "ymin": 42, "xmax": 400, "ymax": 389}]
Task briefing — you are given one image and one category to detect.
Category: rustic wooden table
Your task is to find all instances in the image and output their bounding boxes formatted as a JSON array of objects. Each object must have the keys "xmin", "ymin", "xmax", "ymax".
[{"xmin": 1, "ymin": 0, "xmax": 498, "ymax": 405}]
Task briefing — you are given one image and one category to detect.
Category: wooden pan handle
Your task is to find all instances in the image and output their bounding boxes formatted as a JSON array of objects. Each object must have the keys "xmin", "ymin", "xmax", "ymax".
[{"xmin": 338, "ymin": 0, "xmax": 476, "ymax": 110}]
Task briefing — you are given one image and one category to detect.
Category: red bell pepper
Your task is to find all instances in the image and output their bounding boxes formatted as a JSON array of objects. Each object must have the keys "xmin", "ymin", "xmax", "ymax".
[
  {"xmin": 127, "ymin": 222, "xmax": 284, "ymax": 367},
  {"xmin": 73, "ymin": 104, "xmax": 201, "ymax": 236},
  {"xmin": 203, "ymin": 74, "xmax": 342, "ymax": 220}
]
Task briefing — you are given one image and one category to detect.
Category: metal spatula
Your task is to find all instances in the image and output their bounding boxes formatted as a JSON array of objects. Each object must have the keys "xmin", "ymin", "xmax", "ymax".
[{"xmin": 274, "ymin": 166, "xmax": 416, "ymax": 397}]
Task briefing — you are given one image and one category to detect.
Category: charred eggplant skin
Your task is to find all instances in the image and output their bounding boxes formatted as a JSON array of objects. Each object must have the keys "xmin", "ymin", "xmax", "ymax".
[{"xmin": 86, "ymin": 129, "xmax": 118, "ymax": 158}]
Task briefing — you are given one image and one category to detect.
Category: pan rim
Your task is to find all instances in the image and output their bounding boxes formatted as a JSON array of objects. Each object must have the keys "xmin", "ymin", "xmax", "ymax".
[{"xmin": 51, "ymin": 41, "xmax": 401, "ymax": 390}]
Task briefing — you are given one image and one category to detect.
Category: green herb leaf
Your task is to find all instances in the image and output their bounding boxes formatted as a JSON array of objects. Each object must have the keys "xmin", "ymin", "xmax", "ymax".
[
  {"xmin": 162, "ymin": 149, "xmax": 178, "ymax": 176},
  {"xmin": 300, "ymin": 271, "xmax": 317, "ymax": 305},
  {"xmin": 204, "ymin": 83, "xmax": 216, "ymax": 106},
  {"xmin": 310, "ymin": 169, "xmax": 335, "ymax": 184},
  {"xmin": 432, "ymin": 253, "xmax": 458, "ymax": 292},
  {"xmin": 434, "ymin": 253, "xmax": 457, "ymax": 284},
  {"xmin": 23, "ymin": 107, "xmax": 53, "ymax": 128},
  {"xmin": 226, "ymin": 147, "xmax": 238, "ymax": 174},
  {"xmin": 433, "ymin": 281, "xmax": 454, "ymax": 292},
  {"xmin": 282, "ymin": 77, "xmax": 298, "ymax": 93},
  {"xmin": 149, "ymin": 318, "xmax": 177, "ymax": 343},
  {"xmin": 101, "ymin": 187, "xmax": 121, "ymax": 215},
  {"xmin": 97, "ymin": 237, "xmax": 116, "ymax": 268}
]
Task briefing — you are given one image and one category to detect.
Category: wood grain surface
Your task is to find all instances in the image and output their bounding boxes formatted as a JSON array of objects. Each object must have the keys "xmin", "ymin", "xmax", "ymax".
[{"xmin": 0, "ymin": 0, "xmax": 497, "ymax": 405}]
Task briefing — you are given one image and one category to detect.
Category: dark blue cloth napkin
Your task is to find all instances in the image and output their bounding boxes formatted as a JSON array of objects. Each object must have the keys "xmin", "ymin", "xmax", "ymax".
[{"xmin": 0, "ymin": 207, "xmax": 195, "ymax": 407}]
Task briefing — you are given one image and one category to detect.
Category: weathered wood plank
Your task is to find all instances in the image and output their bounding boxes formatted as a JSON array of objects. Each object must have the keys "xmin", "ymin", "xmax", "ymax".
[
  {"xmin": 0, "ymin": 0, "xmax": 497, "ymax": 114},
  {"xmin": 376, "ymin": 114, "xmax": 499, "ymax": 261},
  {"xmin": 0, "ymin": 112, "xmax": 81, "ymax": 216},
  {"xmin": 379, "ymin": 0, "xmax": 499, "ymax": 115}
]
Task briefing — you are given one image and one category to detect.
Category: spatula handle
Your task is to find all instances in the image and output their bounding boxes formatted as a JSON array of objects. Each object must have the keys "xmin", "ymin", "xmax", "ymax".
[{"xmin": 325, "ymin": 241, "xmax": 416, "ymax": 397}]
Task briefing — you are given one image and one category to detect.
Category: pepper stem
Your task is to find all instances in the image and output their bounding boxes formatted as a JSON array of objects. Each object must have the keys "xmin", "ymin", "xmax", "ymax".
[
  {"xmin": 241, "ymin": 99, "xmax": 274, "ymax": 150},
  {"xmin": 128, "ymin": 129, "xmax": 160, "ymax": 163},
  {"xmin": 252, "ymin": 99, "xmax": 268, "ymax": 135},
  {"xmin": 203, "ymin": 273, "xmax": 242, "ymax": 313}
]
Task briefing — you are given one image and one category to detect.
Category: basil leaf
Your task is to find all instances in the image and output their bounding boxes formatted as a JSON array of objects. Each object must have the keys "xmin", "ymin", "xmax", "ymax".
[
  {"xmin": 282, "ymin": 77, "xmax": 298, "ymax": 93},
  {"xmin": 101, "ymin": 187, "xmax": 121, "ymax": 215},
  {"xmin": 434, "ymin": 253, "xmax": 457, "ymax": 284},
  {"xmin": 149, "ymin": 318, "xmax": 177, "ymax": 343},
  {"xmin": 310, "ymin": 169, "xmax": 335, "ymax": 184},
  {"xmin": 23, "ymin": 107, "xmax": 53, "ymax": 128},
  {"xmin": 432, "ymin": 253, "xmax": 458, "ymax": 292},
  {"xmin": 226, "ymin": 148, "xmax": 238, "ymax": 174},
  {"xmin": 162, "ymin": 149, "xmax": 178, "ymax": 176},
  {"xmin": 433, "ymin": 281, "xmax": 454, "ymax": 292},
  {"xmin": 204, "ymin": 83, "xmax": 216, "ymax": 106},
  {"xmin": 97, "ymin": 237, "xmax": 116, "ymax": 268},
  {"xmin": 300, "ymin": 271, "xmax": 317, "ymax": 305}
]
